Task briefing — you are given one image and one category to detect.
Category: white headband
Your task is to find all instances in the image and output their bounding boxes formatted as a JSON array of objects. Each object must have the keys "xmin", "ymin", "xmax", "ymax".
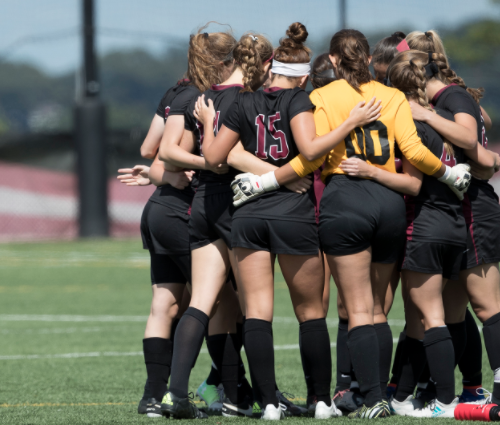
[{"xmin": 271, "ymin": 59, "xmax": 311, "ymax": 77}]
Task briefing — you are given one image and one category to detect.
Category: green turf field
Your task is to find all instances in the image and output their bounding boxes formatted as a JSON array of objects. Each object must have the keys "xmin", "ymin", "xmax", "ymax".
[{"xmin": 0, "ymin": 239, "xmax": 492, "ymax": 424}]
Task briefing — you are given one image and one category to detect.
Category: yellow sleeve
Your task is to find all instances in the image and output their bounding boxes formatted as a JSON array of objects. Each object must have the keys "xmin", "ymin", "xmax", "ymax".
[
  {"xmin": 394, "ymin": 99, "xmax": 442, "ymax": 175},
  {"xmin": 289, "ymin": 153, "xmax": 325, "ymax": 177}
]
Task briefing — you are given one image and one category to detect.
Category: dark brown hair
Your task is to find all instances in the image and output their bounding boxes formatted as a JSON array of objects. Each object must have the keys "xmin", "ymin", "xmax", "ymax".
[
  {"xmin": 187, "ymin": 23, "xmax": 237, "ymax": 92},
  {"xmin": 310, "ymin": 53, "xmax": 335, "ymax": 89},
  {"xmin": 233, "ymin": 33, "xmax": 273, "ymax": 92},
  {"xmin": 372, "ymin": 31, "xmax": 406, "ymax": 66},
  {"xmin": 329, "ymin": 29, "xmax": 372, "ymax": 92}
]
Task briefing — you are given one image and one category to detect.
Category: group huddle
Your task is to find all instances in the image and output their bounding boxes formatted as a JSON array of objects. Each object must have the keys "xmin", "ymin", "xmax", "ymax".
[{"xmin": 117, "ymin": 22, "xmax": 500, "ymax": 420}]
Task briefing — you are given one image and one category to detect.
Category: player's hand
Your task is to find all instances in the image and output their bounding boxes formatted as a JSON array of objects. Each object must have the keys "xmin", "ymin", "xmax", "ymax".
[
  {"xmin": 117, "ymin": 165, "xmax": 151, "ymax": 186},
  {"xmin": 285, "ymin": 176, "xmax": 312, "ymax": 194},
  {"xmin": 167, "ymin": 170, "xmax": 195, "ymax": 190},
  {"xmin": 409, "ymin": 100, "xmax": 433, "ymax": 122},
  {"xmin": 206, "ymin": 161, "xmax": 230, "ymax": 175},
  {"xmin": 438, "ymin": 163, "xmax": 472, "ymax": 200},
  {"xmin": 194, "ymin": 94, "xmax": 215, "ymax": 126},
  {"xmin": 348, "ymin": 97, "xmax": 382, "ymax": 127},
  {"xmin": 467, "ymin": 158, "xmax": 497, "ymax": 181},
  {"xmin": 339, "ymin": 157, "xmax": 375, "ymax": 178},
  {"xmin": 231, "ymin": 172, "xmax": 279, "ymax": 207}
]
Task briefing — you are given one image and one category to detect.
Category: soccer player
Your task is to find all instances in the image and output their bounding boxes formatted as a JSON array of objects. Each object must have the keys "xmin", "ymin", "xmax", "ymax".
[
  {"xmin": 371, "ymin": 32, "xmax": 406, "ymax": 84},
  {"xmin": 404, "ymin": 43, "xmax": 500, "ymax": 407},
  {"xmin": 195, "ymin": 22, "xmax": 384, "ymax": 420}
]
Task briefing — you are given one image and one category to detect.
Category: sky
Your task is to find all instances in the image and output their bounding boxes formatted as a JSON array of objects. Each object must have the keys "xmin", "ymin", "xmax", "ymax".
[{"xmin": 1, "ymin": 0, "xmax": 500, "ymax": 75}]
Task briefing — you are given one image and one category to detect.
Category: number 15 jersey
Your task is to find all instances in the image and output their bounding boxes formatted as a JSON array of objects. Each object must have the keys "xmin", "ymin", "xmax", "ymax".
[
  {"xmin": 223, "ymin": 86, "xmax": 317, "ymax": 223},
  {"xmin": 290, "ymin": 79, "xmax": 443, "ymax": 180}
]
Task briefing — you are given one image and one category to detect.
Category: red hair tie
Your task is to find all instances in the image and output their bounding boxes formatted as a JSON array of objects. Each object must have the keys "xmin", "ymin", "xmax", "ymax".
[
  {"xmin": 263, "ymin": 52, "xmax": 274, "ymax": 63},
  {"xmin": 397, "ymin": 39, "xmax": 410, "ymax": 52}
]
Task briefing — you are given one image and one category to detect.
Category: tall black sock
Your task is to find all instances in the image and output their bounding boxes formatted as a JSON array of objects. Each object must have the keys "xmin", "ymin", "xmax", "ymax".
[
  {"xmin": 222, "ymin": 333, "xmax": 241, "ymax": 404},
  {"xmin": 482, "ymin": 312, "xmax": 500, "ymax": 401},
  {"xmin": 423, "ymin": 327, "xmax": 455, "ymax": 404},
  {"xmin": 347, "ymin": 325, "xmax": 382, "ymax": 407},
  {"xmin": 447, "ymin": 320, "xmax": 467, "ymax": 366},
  {"xmin": 299, "ymin": 331, "xmax": 314, "ymax": 400},
  {"xmin": 299, "ymin": 319, "xmax": 332, "ymax": 405},
  {"xmin": 171, "ymin": 318, "xmax": 180, "ymax": 342},
  {"xmin": 459, "ymin": 309, "xmax": 483, "ymax": 388},
  {"xmin": 143, "ymin": 337, "xmax": 173, "ymax": 401},
  {"xmin": 336, "ymin": 318, "xmax": 352, "ymax": 392},
  {"xmin": 418, "ymin": 362, "xmax": 432, "ymax": 390},
  {"xmin": 244, "ymin": 319, "xmax": 278, "ymax": 408},
  {"xmin": 206, "ymin": 334, "xmax": 226, "ymax": 386},
  {"xmin": 243, "ymin": 317, "xmax": 262, "ymax": 404},
  {"xmin": 395, "ymin": 337, "xmax": 426, "ymax": 402},
  {"xmin": 375, "ymin": 322, "xmax": 393, "ymax": 399},
  {"xmin": 169, "ymin": 307, "xmax": 209, "ymax": 398},
  {"xmin": 390, "ymin": 329, "xmax": 407, "ymax": 386}
]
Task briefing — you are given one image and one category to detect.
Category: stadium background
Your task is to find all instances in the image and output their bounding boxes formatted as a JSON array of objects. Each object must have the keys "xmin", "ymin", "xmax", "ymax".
[{"xmin": 1, "ymin": 1, "xmax": 500, "ymax": 424}]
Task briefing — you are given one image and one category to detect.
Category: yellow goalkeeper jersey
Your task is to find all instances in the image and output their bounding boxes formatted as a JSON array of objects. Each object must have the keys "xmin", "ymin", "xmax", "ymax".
[{"xmin": 290, "ymin": 79, "xmax": 442, "ymax": 180}]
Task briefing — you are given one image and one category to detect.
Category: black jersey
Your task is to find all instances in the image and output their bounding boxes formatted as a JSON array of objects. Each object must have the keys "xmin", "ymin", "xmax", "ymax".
[
  {"xmin": 431, "ymin": 84, "xmax": 500, "ymax": 221},
  {"xmin": 223, "ymin": 86, "xmax": 316, "ymax": 223},
  {"xmin": 185, "ymin": 84, "xmax": 241, "ymax": 193},
  {"xmin": 150, "ymin": 81, "xmax": 200, "ymax": 213},
  {"xmin": 156, "ymin": 80, "xmax": 200, "ymax": 123},
  {"xmin": 405, "ymin": 111, "xmax": 466, "ymax": 245}
]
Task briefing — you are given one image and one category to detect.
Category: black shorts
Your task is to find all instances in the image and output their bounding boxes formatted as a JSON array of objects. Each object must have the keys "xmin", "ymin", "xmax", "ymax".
[
  {"xmin": 150, "ymin": 253, "xmax": 191, "ymax": 285},
  {"xmin": 402, "ymin": 241, "xmax": 464, "ymax": 280},
  {"xmin": 189, "ymin": 191, "xmax": 233, "ymax": 250},
  {"xmin": 141, "ymin": 201, "xmax": 190, "ymax": 255},
  {"xmin": 319, "ymin": 175, "xmax": 406, "ymax": 263},
  {"xmin": 231, "ymin": 217, "xmax": 319, "ymax": 255},
  {"xmin": 461, "ymin": 218, "xmax": 500, "ymax": 270}
]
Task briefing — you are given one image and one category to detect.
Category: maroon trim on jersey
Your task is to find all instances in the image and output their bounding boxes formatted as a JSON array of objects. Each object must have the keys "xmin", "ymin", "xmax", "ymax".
[
  {"xmin": 405, "ymin": 199, "xmax": 416, "ymax": 241},
  {"xmin": 211, "ymin": 84, "xmax": 244, "ymax": 91},
  {"xmin": 264, "ymin": 87, "xmax": 284, "ymax": 93},
  {"xmin": 313, "ymin": 167, "xmax": 326, "ymax": 224},
  {"xmin": 462, "ymin": 193, "xmax": 479, "ymax": 265},
  {"xmin": 431, "ymin": 83, "xmax": 458, "ymax": 105}
]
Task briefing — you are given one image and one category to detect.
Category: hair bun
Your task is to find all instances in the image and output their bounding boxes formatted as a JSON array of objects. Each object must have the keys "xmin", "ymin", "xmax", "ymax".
[
  {"xmin": 284, "ymin": 22, "xmax": 308, "ymax": 46},
  {"xmin": 392, "ymin": 31, "xmax": 406, "ymax": 40}
]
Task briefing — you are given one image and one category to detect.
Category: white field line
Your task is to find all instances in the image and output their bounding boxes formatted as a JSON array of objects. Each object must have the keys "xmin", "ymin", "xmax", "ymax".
[
  {"xmin": 0, "ymin": 340, "xmax": 402, "ymax": 361},
  {"xmin": 0, "ymin": 314, "xmax": 407, "ymax": 327}
]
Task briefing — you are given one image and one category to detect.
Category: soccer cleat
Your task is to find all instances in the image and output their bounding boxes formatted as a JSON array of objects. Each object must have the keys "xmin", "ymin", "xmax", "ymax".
[
  {"xmin": 196, "ymin": 380, "xmax": 224, "ymax": 412},
  {"xmin": 409, "ymin": 397, "xmax": 459, "ymax": 418},
  {"xmin": 389, "ymin": 395, "xmax": 424, "ymax": 416},
  {"xmin": 460, "ymin": 386, "xmax": 486, "ymax": 403},
  {"xmin": 145, "ymin": 398, "xmax": 167, "ymax": 418},
  {"xmin": 261, "ymin": 403, "xmax": 285, "ymax": 420},
  {"xmin": 415, "ymin": 387, "xmax": 436, "ymax": 405},
  {"xmin": 161, "ymin": 391, "xmax": 208, "ymax": 419},
  {"xmin": 333, "ymin": 389, "xmax": 365, "ymax": 413},
  {"xmin": 252, "ymin": 401, "xmax": 263, "ymax": 418},
  {"xmin": 221, "ymin": 397, "xmax": 253, "ymax": 417},
  {"xmin": 276, "ymin": 391, "xmax": 307, "ymax": 417},
  {"xmin": 138, "ymin": 397, "xmax": 149, "ymax": 414},
  {"xmin": 347, "ymin": 400, "xmax": 391, "ymax": 419},
  {"xmin": 462, "ymin": 388, "xmax": 500, "ymax": 406},
  {"xmin": 308, "ymin": 400, "xmax": 343, "ymax": 419}
]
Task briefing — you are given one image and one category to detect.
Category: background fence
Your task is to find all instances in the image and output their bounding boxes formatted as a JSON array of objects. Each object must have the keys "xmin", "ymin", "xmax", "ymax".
[{"xmin": 1, "ymin": 0, "xmax": 500, "ymax": 241}]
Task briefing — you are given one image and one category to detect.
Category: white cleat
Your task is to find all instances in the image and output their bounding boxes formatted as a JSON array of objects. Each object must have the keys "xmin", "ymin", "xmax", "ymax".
[
  {"xmin": 409, "ymin": 397, "xmax": 459, "ymax": 418},
  {"xmin": 313, "ymin": 401, "xmax": 343, "ymax": 419},
  {"xmin": 390, "ymin": 395, "xmax": 424, "ymax": 416},
  {"xmin": 261, "ymin": 404, "xmax": 285, "ymax": 420}
]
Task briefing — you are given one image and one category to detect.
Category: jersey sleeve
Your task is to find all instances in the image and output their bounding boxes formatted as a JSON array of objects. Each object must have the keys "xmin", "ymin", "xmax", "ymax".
[
  {"xmin": 394, "ymin": 98, "xmax": 442, "ymax": 175},
  {"xmin": 289, "ymin": 154, "xmax": 325, "ymax": 177},
  {"xmin": 288, "ymin": 89, "xmax": 314, "ymax": 120},
  {"xmin": 222, "ymin": 97, "xmax": 241, "ymax": 134},
  {"xmin": 156, "ymin": 92, "xmax": 168, "ymax": 118},
  {"xmin": 169, "ymin": 87, "xmax": 199, "ymax": 116},
  {"xmin": 443, "ymin": 90, "xmax": 477, "ymax": 118},
  {"xmin": 184, "ymin": 97, "xmax": 198, "ymax": 131}
]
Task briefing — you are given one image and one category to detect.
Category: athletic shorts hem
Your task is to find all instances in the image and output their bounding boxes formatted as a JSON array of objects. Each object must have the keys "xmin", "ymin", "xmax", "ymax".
[
  {"xmin": 322, "ymin": 243, "xmax": 372, "ymax": 257},
  {"xmin": 145, "ymin": 247, "xmax": 190, "ymax": 256},
  {"xmin": 190, "ymin": 237, "xmax": 222, "ymax": 251},
  {"xmin": 401, "ymin": 264, "xmax": 458, "ymax": 280},
  {"xmin": 462, "ymin": 257, "xmax": 500, "ymax": 271},
  {"xmin": 232, "ymin": 242, "xmax": 318, "ymax": 256}
]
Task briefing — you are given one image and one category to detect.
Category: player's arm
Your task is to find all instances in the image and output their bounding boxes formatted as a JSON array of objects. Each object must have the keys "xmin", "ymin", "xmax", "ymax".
[
  {"xmin": 149, "ymin": 155, "xmax": 195, "ymax": 189},
  {"xmin": 140, "ymin": 115, "xmax": 165, "ymax": 159},
  {"xmin": 410, "ymin": 101, "xmax": 477, "ymax": 150},
  {"xmin": 340, "ymin": 157, "xmax": 423, "ymax": 196}
]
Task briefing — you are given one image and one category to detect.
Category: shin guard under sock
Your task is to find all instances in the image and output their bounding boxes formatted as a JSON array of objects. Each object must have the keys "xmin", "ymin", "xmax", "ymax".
[
  {"xmin": 222, "ymin": 333, "xmax": 241, "ymax": 404},
  {"xmin": 206, "ymin": 334, "xmax": 226, "ymax": 386},
  {"xmin": 447, "ymin": 320, "xmax": 467, "ymax": 366},
  {"xmin": 423, "ymin": 327, "xmax": 455, "ymax": 404},
  {"xmin": 336, "ymin": 318, "xmax": 352, "ymax": 392},
  {"xmin": 390, "ymin": 329, "xmax": 407, "ymax": 386},
  {"xmin": 394, "ymin": 337, "xmax": 426, "ymax": 402},
  {"xmin": 169, "ymin": 307, "xmax": 209, "ymax": 398},
  {"xmin": 375, "ymin": 322, "xmax": 393, "ymax": 399},
  {"xmin": 459, "ymin": 309, "xmax": 483, "ymax": 388},
  {"xmin": 482, "ymin": 312, "xmax": 500, "ymax": 401},
  {"xmin": 299, "ymin": 318, "xmax": 332, "ymax": 405},
  {"xmin": 299, "ymin": 331, "xmax": 314, "ymax": 400},
  {"xmin": 347, "ymin": 325, "xmax": 382, "ymax": 407},
  {"xmin": 244, "ymin": 319, "xmax": 278, "ymax": 408},
  {"xmin": 143, "ymin": 337, "xmax": 173, "ymax": 401}
]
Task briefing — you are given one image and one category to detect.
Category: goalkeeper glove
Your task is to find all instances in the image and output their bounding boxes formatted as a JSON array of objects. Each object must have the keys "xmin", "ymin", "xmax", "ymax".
[
  {"xmin": 438, "ymin": 163, "xmax": 472, "ymax": 200},
  {"xmin": 230, "ymin": 171, "xmax": 280, "ymax": 207}
]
